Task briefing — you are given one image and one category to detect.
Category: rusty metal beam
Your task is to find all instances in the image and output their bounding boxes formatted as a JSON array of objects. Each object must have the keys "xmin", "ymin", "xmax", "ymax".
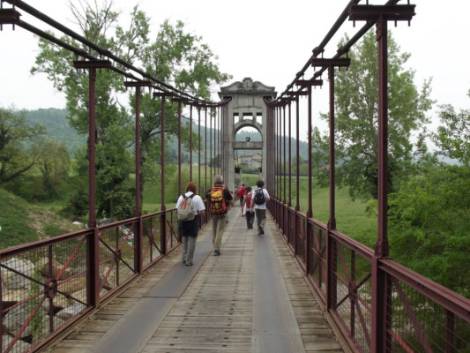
[
  {"xmin": 73, "ymin": 60, "xmax": 112, "ymax": 70},
  {"xmin": 124, "ymin": 80, "xmax": 152, "ymax": 88},
  {"xmin": 296, "ymin": 79, "xmax": 323, "ymax": 87},
  {"xmin": 349, "ymin": 4, "xmax": 416, "ymax": 22},
  {"xmin": 311, "ymin": 58, "xmax": 351, "ymax": 68},
  {"xmin": 0, "ymin": 8, "xmax": 20, "ymax": 24}
]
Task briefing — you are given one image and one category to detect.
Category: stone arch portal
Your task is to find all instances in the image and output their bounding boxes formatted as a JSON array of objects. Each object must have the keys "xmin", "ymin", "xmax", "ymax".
[{"xmin": 219, "ymin": 77, "xmax": 276, "ymax": 190}]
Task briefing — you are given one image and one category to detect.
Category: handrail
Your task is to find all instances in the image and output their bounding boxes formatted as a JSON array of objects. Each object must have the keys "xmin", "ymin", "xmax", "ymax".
[
  {"xmin": 330, "ymin": 229, "xmax": 374, "ymax": 260},
  {"xmin": 141, "ymin": 208, "xmax": 176, "ymax": 220},
  {"xmin": 380, "ymin": 259, "xmax": 470, "ymax": 322},
  {"xmin": 97, "ymin": 217, "xmax": 140, "ymax": 231},
  {"xmin": 0, "ymin": 229, "xmax": 92, "ymax": 257}
]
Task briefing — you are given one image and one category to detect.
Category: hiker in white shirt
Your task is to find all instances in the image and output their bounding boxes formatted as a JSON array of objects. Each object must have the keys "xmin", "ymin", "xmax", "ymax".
[
  {"xmin": 252, "ymin": 180, "xmax": 270, "ymax": 235},
  {"xmin": 176, "ymin": 182, "xmax": 206, "ymax": 266}
]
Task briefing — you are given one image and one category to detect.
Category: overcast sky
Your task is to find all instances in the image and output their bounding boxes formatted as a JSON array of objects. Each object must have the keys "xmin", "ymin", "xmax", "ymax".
[{"xmin": 0, "ymin": 0, "xmax": 469, "ymax": 140}]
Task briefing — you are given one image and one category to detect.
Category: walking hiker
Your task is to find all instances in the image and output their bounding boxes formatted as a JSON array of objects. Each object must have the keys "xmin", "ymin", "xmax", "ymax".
[
  {"xmin": 176, "ymin": 182, "xmax": 206, "ymax": 266},
  {"xmin": 253, "ymin": 180, "xmax": 270, "ymax": 235},
  {"xmin": 207, "ymin": 175, "xmax": 233, "ymax": 256},
  {"xmin": 237, "ymin": 183, "xmax": 246, "ymax": 216},
  {"xmin": 244, "ymin": 186, "xmax": 255, "ymax": 229}
]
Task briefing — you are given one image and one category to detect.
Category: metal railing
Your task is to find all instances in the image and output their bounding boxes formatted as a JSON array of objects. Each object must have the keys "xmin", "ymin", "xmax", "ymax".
[
  {"xmin": 269, "ymin": 199, "xmax": 470, "ymax": 353},
  {"xmin": 0, "ymin": 208, "xmax": 207, "ymax": 353}
]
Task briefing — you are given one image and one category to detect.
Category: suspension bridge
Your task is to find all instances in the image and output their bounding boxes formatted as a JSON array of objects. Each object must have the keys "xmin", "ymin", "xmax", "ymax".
[{"xmin": 0, "ymin": 1, "xmax": 469, "ymax": 353}]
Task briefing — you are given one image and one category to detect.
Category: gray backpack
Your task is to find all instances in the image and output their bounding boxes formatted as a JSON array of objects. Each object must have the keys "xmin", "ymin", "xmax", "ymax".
[{"xmin": 177, "ymin": 194, "xmax": 197, "ymax": 221}]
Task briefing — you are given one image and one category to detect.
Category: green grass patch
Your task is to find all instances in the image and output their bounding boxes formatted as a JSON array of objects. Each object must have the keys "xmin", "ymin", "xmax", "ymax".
[
  {"xmin": 277, "ymin": 175, "xmax": 377, "ymax": 247},
  {"xmin": 0, "ymin": 188, "xmax": 37, "ymax": 248}
]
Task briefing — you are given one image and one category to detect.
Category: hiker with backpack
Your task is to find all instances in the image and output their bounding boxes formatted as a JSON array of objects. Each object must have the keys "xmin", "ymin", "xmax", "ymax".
[
  {"xmin": 236, "ymin": 183, "xmax": 246, "ymax": 216},
  {"xmin": 253, "ymin": 179, "xmax": 270, "ymax": 235},
  {"xmin": 176, "ymin": 182, "xmax": 206, "ymax": 266},
  {"xmin": 207, "ymin": 175, "xmax": 233, "ymax": 256},
  {"xmin": 244, "ymin": 186, "xmax": 255, "ymax": 229}
]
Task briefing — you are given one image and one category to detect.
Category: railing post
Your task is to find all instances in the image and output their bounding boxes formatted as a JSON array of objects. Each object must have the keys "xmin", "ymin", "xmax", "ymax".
[
  {"xmin": 371, "ymin": 18, "xmax": 390, "ymax": 353},
  {"xmin": 306, "ymin": 84, "xmax": 313, "ymax": 275},
  {"xmin": 327, "ymin": 66, "xmax": 337, "ymax": 310},
  {"xmin": 277, "ymin": 105, "xmax": 281, "ymax": 222},
  {"xmin": 177, "ymin": 99, "xmax": 183, "ymax": 194},
  {"xmin": 159, "ymin": 93, "xmax": 167, "ymax": 255},
  {"xmin": 135, "ymin": 85, "xmax": 143, "ymax": 273},
  {"xmin": 288, "ymin": 101, "xmax": 292, "ymax": 208},
  {"xmin": 218, "ymin": 106, "xmax": 222, "ymax": 175},
  {"xmin": 295, "ymin": 95, "xmax": 300, "ymax": 255},
  {"xmin": 283, "ymin": 104, "xmax": 286, "ymax": 206},
  {"xmin": 445, "ymin": 311, "xmax": 455, "ymax": 353},
  {"xmin": 189, "ymin": 104, "xmax": 193, "ymax": 181},
  {"xmin": 0, "ymin": 262, "xmax": 3, "ymax": 353},
  {"xmin": 282, "ymin": 103, "xmax": 287, "ymax": 235},
  {"xmin": 86, "ymin": 66, "xmax": 99, "ymax": 307},
  {"xmin": 198, "ymin": 106, "xmax": 201, "ymax": 193},
  {"xmin": 204, "ymin": 106, "xmax": 208, "ymax": 192},
  {"xmin": 210, "ymin": 107, "xmax": 213, "ymax": 186}
]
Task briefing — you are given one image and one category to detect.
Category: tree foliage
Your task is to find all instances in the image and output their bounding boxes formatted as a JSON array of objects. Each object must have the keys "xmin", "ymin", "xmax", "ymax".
[
  {"xmin": 330, "ymin": 32, "xmax": 433, "ymax": 199},
  {"xmin": 35, "ymin": 140, "xmax": 70, "ymax": 199},
  {"xmin": 389, "ymin": 165, "xmax": 470, "ymax": 296},
  {"xmin": 0, "ymin": 108, "xmax": 45, "ymax": 184},
  {"xmin": 31, "ymin": 1, "xmax": 230, "ymax": 219},
  {"xmin": 434, "ymin": 90, "xmax": 470, "ymax": 166}
]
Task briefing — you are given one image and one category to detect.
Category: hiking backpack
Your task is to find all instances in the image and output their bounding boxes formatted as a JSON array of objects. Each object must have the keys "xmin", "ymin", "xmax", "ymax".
[
  {"xmin": 177, "ymin": 194, "xmax": 197, "ymax": 221},
  {"xmin": 209, "ymin": 187, "xmax": 227, "ymax": 215},
  {"xmin": 253, "ymin": 188, "xmax": 266, "ymax": 205}
]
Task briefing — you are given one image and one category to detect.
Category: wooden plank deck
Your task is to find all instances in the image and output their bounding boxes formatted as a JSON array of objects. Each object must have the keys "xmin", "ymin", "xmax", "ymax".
[{"xmin": 44, "ymin": 208, "xmax": 344, "ymax": 353}]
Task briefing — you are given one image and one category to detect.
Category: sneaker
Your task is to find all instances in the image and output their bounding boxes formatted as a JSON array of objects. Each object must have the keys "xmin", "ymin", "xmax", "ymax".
[
  {"xmin": 213, "ymin": 249, "xmax": 220, "ymax": 256},
  {"xmin": 185, "ymin": 261, "xmax": 193, "ymax": 266}
]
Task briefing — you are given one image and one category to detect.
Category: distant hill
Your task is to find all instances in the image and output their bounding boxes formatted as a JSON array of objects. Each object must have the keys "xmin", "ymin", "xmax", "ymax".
[
  {"xmin": 23, "ymin": 108, "xmax": 84, "ymax": 154},
  {"xmin": 20, "ymin": 108, "xmax": 311, "ymax": 159}
]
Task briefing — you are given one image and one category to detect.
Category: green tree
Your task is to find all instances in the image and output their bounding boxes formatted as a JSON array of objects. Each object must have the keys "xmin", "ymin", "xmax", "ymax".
[
  {"xmin": 35, "ymin": 139, "xmax": 70, "ymax": 199},
  {"xmin": 135, "ymin": 20, "xmax": 230, "ymax": 202},
  {"xmin": 32, "ymin": 1, "xmax": 137, "ymax": 219},
  {"xmin": 329, "ymin": 32, "xmax": 433, "ymax": 199},
  {"xmin": 0, "ymin": 108, "xmax": 44, "ymax": 184},
  {"xmin": 434, "ymin": 90, "xmax": 470, "ymax": 166},
  {"xmin": 32, "ymin": 2, "xmax": 229, "ymax": 218},
  {"xmin": 389, "ymin": 165, "xmax": 470, "ymax": 296}
]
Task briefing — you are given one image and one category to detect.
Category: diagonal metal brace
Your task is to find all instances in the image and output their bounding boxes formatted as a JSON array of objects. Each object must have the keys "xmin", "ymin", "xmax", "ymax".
[{"xmin": 349, "ymin": 4, "xmax": 416, "ymax": 22}]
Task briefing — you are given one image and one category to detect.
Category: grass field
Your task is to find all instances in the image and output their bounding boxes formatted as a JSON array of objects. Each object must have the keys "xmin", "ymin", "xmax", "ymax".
[
  {"xmin": 0, "ymin": 188, "xmax": 83, "ymax": 248},
  {"xmin": 240, "ymin": 174, "xmax": 377, "ymax": 247},
  {"xmin": 1, "ymin": 166, "xmax": 376, "ymax": 249}
]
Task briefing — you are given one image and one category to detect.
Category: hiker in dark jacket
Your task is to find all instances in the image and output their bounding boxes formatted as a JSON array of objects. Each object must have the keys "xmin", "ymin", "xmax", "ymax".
[{"xmin": 176, "ymin": 182, "xmax": 206, "ymax": 266}]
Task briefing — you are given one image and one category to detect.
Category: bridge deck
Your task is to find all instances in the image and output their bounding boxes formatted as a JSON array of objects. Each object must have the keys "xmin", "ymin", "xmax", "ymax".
[{"xmin": 45, "ymin": 208, "xmax": 343, "ymax": 353}]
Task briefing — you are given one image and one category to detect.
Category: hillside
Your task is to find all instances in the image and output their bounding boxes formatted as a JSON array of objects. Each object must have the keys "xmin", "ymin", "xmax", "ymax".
[
  {"xmin": 21, "ymin": 108, "xmax": 311, "ymax": 160},
  {"xmin": 0, "ymin": 188, "xmax": 83, "ymax": 249},
  {"xmin": 23, "ymin": 108, "xmax": 84, "ymax": 154}
]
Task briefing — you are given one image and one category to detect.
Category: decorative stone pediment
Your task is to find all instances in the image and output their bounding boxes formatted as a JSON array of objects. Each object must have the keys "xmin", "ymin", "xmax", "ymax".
[{"xmin": 219, "ymin": 77, "xmax": 276, "ymax": 97}]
